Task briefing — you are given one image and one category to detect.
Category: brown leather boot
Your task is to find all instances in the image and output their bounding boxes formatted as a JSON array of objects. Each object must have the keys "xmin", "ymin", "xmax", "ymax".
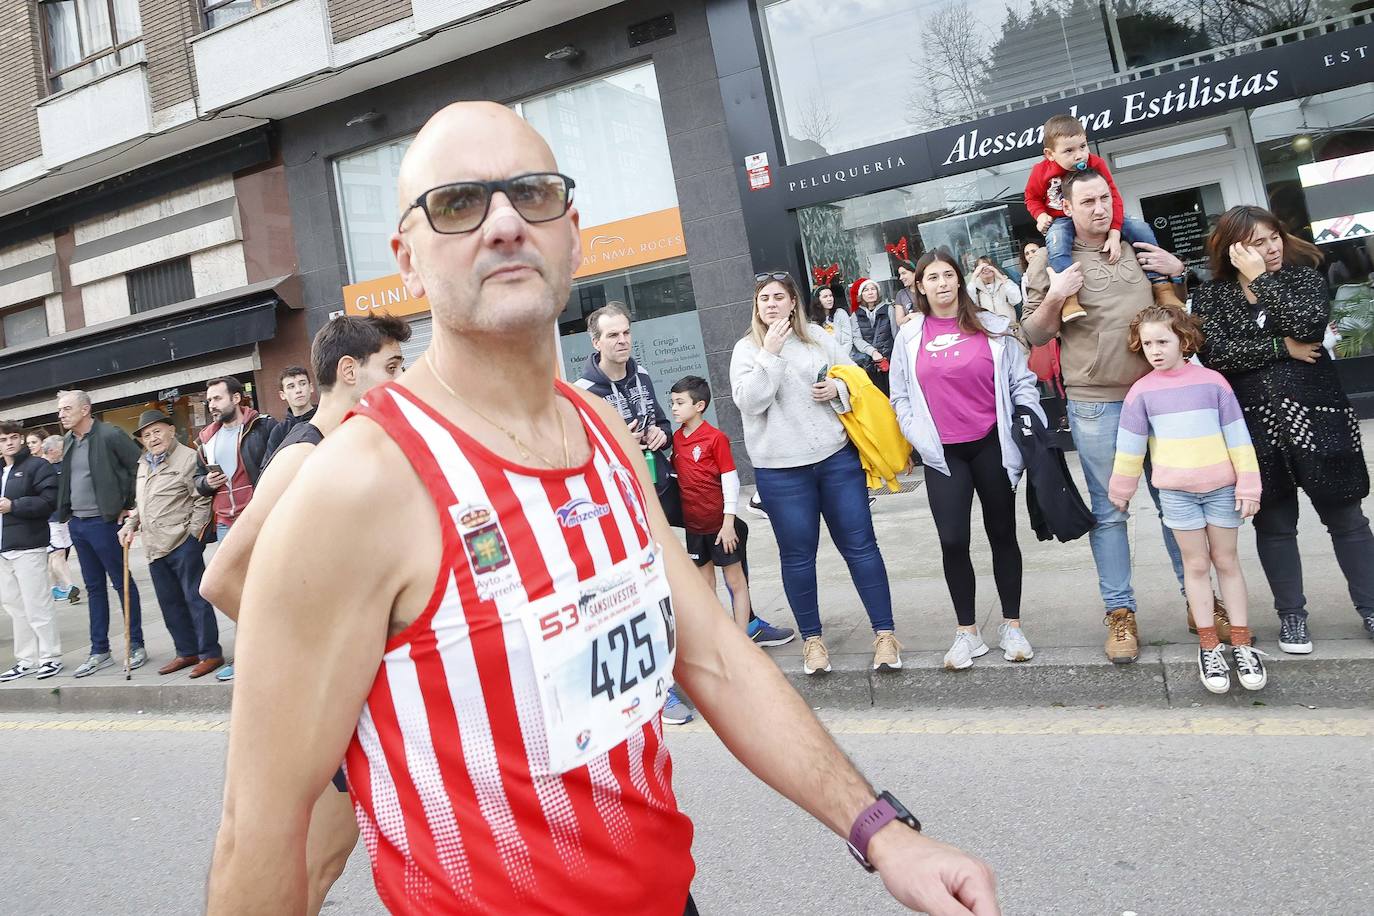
[
  {"xmin": 1151, "ymin": 282, "xmax": 1185, "ymax": 308},
  {"xmin": 1104, "ymin": 609, "xmax": 1139, "ymax": 664},
  {"xmin": 1061, "ymin": 292, "xmax": 1085, "ymax": 323}
]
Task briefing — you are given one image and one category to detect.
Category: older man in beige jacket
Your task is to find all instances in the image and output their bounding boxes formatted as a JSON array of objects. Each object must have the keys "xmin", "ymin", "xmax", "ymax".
[{"xmin": 119, "ymin": 411, "xmax": 223, "ymax": 677}]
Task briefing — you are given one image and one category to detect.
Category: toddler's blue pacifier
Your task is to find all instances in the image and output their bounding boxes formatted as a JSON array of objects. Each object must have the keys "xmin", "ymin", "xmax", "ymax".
[{"xmin": 1073, "ymin": 161, "xmax": 1088, "ymax": 171}]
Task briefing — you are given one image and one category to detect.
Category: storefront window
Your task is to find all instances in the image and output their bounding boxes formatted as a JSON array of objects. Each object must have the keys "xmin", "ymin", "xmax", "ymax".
[
  {"xmin": 522, "ymin": 62, "xmax": 677, "ymax": 229},
  {"xmin": 1113, "ymin": 0, "xmax": 1350, "ymax": 71},
  {"xmin": 760, "ymin": 0, "xmax": 1115, "ymax": 163},
  {"xmin": 798, "ymin": 156, "xmax": 1042, "ymax": 300},
  {"xmin": 336, "ymin": 139, "xmax": 412, "ymax": 283},
  {"xmin": 558, "ymin": 257, "xmax": 714, "ymax": 422},
  {"xmin": 1251, "ymin": 84, "xmax": 1374, "ymax": 356}
]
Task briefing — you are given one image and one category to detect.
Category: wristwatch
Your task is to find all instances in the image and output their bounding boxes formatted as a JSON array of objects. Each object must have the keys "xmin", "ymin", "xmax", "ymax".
[{"xmin": 847, "ymin": 791, "xmax": 922, "ymax": 872}]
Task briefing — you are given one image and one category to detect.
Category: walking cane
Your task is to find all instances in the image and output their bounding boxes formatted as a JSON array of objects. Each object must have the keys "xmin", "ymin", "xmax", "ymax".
[{"xmin": 121, "ymin": 540, "xmax": 133, "ymax": 681}]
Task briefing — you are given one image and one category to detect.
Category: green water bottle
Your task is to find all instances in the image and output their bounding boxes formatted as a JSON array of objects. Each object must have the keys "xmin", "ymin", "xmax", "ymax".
[{"xmin": 643, "ymin": 449, "xmax": 657, "ymax": 483}]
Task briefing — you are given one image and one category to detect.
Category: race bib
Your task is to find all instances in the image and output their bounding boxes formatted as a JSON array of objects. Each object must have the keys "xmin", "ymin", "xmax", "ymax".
[{"xmin": 520, "ymin": 545, "xmax": 677, "ymax": 773}]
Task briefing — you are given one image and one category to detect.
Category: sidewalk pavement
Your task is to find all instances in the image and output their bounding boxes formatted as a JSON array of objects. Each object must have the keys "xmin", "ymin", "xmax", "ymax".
[{"xmin": 4, "ymin": 424, "xmax": 1374, "ymax": 713}]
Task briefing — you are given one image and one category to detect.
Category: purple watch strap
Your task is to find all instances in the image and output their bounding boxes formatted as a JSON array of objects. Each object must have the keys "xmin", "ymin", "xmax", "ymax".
[{"xmin": 848, "ymin": 796, "xmax": 899, "ymax": 864}]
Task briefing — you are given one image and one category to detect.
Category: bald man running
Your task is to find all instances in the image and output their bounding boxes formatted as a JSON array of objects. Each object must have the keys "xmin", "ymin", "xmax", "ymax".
[{"xmin": 207, "ymin": 103, "xmax": 998, "ymax": 916}]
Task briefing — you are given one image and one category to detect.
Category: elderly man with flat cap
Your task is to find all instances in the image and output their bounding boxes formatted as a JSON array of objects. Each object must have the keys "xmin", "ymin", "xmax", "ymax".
[{"xmin": 120, "ymin": 411, "xmax": 223, "ymax": 677}]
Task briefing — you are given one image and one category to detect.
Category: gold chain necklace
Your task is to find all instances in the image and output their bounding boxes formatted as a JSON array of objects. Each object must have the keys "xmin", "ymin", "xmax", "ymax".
[{"xmin": 424, "ymin": 351, "xmax": 570, "ymax": 469}]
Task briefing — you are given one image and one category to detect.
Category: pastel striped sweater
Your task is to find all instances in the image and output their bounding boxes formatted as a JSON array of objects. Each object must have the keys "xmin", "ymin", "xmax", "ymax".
[{"xmin": 1108, "ymin": 362, "xmax": 1261, "ymax": 504}]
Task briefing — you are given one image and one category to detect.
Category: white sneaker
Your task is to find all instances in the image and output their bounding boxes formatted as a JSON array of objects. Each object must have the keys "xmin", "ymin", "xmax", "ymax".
[
  {"xmin": 73, "ymin": 653, "xmax": 113, "ymax": 678},
  {"xmin": 1198, "ymin": 645, "xmax": 1231, "ymax": 694},
  {"xmin": 943, "ymin": 630, "xmax": 989, "ymax": 670},
  {"xmin": 998, "ymin": 623, "xmax": 1034, "ymax": 662},
  {"xmin": 748, "ymin": 493, "xmax": 768, "ymax": 519},
  {"xmin": 1231, "ymin": 644, "xmax": 1269, "ymax": 691}
]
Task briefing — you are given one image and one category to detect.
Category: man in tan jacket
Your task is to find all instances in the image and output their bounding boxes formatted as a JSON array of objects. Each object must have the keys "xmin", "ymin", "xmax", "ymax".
[
  {"xmin": 119, "ymin": 411, "xmax": 223, "ymax": 677},
  {"xmin": 1021, "ymin": 167, "xmax": 1195, "ymax": 665}
]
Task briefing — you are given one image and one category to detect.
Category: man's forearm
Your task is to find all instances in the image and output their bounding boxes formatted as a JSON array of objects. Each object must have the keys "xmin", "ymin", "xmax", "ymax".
[
  {"xmin": 1021, "ymin": 299, "xmax": 1062, "ymax": 347},
  {"xmin": 679, "ymin": 612, "xmax": 876, "ymax": 837},
  {"xmin": 208, "ymin": 808, "xmax": 310, "ymax": 913}
]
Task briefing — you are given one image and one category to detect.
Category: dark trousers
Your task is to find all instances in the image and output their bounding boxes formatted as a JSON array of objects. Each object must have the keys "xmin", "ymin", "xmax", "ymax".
[
  {"xmin": 1253, "ymin": 491, "xmax": 1374, "ymax": 620},
  {"xmin": 754, "ymin": 443, "xmax": 893, "ymax": 638},
  {"xmin": 68, "ymin": 515, "xmax": 142, "ymax": 654},
  {"xmin": 684, "ymin": 894, "xmax": 699, "ymax": 916},
  {"xmin": 924, "ymin": 431, "xmax": 1022, "ymax": 627},
  {"xmin": 148, "ymin": 536, "xmax": 221, "ymax": 659}
]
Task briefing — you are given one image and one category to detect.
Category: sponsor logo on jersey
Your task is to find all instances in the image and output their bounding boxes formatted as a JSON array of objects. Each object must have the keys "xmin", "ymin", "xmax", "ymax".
[
  {"xmin": 575, "ymin": 729, "xmax": 592, "ymax": 751},
  {"xmin": 555, "ymin": 497, "xmax": 612, "ymax": 528},
  {"xmin": 451, "ymin": 502, "xmax": 520, "ymax": 600}
]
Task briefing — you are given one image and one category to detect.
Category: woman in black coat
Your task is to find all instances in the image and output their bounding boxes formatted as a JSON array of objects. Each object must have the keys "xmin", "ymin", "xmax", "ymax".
[{"xmin": 1192, "ymin": 205, "xmax": 1374, "ymax": 652}]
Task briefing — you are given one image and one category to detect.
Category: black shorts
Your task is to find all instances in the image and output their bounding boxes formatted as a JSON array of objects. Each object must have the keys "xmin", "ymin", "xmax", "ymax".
[
  {"xmin": 685, "ymin": 517, "xmax": 747, "ymax": 568},
  {"xmin": 331, "ymin": 767, "xmax": 348, "ymax": 793}
]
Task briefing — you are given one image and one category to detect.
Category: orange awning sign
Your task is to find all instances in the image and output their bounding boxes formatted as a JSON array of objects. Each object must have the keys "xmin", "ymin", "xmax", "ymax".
[{"xmin": 574, "ymin": 207, "xmax": 685, "ymax": 278}]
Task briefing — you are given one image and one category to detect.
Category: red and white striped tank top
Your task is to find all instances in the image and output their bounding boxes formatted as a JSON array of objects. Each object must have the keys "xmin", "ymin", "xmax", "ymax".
[{"xmin": 343, "ymin": 381, "xmax": 695, "ymax": 914}]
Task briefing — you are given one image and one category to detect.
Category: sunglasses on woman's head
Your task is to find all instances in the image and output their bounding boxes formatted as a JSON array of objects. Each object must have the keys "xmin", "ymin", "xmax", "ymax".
[{"xmin": 755, "ymin": 271, "xmax": 791, "ymax": 283}]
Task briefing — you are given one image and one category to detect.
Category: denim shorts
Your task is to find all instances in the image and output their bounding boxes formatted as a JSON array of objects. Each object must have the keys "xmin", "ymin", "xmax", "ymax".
[{"xmin": 1158, "ymin": 485, "xmax": 1242, "ymax": 531}]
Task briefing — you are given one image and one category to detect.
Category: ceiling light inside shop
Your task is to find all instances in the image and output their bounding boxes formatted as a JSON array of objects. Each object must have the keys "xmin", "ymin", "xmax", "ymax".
[
  {"xmin": 346, "ymin": 110, "xmax": 382, "ymax": 128},
  {"xmin": 544, "ymin": 45, "xmax": 583, "ymax": 62},
  {"xmin": 1112, "ymin": 132, "xmax": 1231, "ymax": 170},
  {"xmin": 1292, "ymin": 134, "xmax": 1313, "ymax": 152}
]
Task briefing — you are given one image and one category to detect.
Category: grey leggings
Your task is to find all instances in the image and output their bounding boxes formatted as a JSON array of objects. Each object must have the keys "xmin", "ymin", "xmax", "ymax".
[{"xmin": 1252, "ymin": 490, "xmax": 1374, "ymax": 619}]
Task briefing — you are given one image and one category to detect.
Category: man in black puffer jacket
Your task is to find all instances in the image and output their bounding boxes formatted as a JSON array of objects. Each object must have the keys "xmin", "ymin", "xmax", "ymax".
[{"xmin": 0, "ymin": 422, "xmax": 63, "ymax": 681}]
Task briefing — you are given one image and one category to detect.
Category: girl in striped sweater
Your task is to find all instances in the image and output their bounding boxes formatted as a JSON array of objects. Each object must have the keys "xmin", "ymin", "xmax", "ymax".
[{"xmin": 1108, "ymin": 306, "xmax": 1269, "ymax": 694}]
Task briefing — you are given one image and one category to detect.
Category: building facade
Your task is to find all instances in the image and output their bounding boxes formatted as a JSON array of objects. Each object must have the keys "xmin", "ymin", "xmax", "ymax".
[{"xmin": 717, "ymin": 0, "xmax": 1374, "ymax": 409}]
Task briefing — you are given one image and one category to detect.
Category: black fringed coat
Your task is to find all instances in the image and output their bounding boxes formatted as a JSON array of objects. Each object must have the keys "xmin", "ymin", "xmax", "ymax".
[{"xmin": 1193, "ymin": 265, "xmax": 1368, "ymax": 506}]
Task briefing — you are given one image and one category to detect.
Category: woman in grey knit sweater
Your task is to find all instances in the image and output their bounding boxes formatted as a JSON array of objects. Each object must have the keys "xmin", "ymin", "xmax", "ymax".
[{"xmin": 729, "ymin": 272, "xmax": 901, "ymax": 676}]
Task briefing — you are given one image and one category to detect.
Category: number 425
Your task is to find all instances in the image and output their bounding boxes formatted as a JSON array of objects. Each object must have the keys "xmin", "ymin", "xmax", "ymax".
[{"xmin": 590, "ymin": 611, "xmax": 657, "ymax": 701}]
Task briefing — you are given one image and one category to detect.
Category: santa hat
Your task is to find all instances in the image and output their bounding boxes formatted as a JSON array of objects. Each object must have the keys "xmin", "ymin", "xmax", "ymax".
[{"xmin": 849, "ymin": 278, "xmax": 878, "ymax": 312}]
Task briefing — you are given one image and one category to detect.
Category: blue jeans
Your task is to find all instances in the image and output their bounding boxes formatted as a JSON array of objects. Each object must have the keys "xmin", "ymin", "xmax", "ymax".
[
  {"xmin": 148, "ymin": 536, "xmax": 221, "ymax": 659},
  {"xmin": 68, "ymin": 515, "xmax": 143, "ymax": 654},
  {"xmin": 1046, "ymin": 215, "xmax": 1167, "ymax": 282},
  {"xmin": 753, "ymin": 444, "xmax": 893, "ymax": 637},
  {"xmin": 216, "ymin": 522, "xmax": 231, "ymax": 543},
  {"xmin": 1067, "ymin": 400, "xmax": 1185, "ymax": 612}
]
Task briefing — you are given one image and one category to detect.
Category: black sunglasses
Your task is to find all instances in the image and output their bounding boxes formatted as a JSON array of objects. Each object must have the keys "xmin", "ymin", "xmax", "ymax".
[
  {"xmin": 398, "ymin": 172, "xmax": 576, "ymax": 234},
  {"xmin": 755, "ymin": 271, "xmax": 792, "ymax": 283}
]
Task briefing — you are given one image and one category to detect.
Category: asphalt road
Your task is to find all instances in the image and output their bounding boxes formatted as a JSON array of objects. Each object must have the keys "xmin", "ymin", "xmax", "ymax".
[{"xmin": 2, "ymin": 708, "xmax": 1370, "ymax": 915}]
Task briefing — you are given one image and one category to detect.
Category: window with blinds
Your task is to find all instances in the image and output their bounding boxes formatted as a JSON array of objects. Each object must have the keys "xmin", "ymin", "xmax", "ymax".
[{"xmin": 127, "ymin": 257, "xmax": 196, "ymax": 313}]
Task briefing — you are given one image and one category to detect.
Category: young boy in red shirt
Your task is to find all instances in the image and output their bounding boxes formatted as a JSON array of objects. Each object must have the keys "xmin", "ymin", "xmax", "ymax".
[
  {"xmin": 1024, "ymin": 113, "xmax": 1185, "ymax": 322},
  {"xmin": 669, "ymin": 376, "xmax": 751, "ymax": 631}
]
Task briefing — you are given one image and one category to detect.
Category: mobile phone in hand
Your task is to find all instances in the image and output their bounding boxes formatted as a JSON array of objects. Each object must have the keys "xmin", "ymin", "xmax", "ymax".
[
  {"xmin": 816, "ymin": 366, "xmax": 829, "ymax": 384},
  {"xmin": 206, "ymin": 464, "xmax": 223, "ymax": 476}
]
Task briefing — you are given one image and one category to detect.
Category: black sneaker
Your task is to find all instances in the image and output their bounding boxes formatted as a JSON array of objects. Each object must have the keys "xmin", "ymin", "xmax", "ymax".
[
  {"xmin": 1198, "ymin": 645, "xmax": 1231, "ymax": 694},
  {"xmin": 1231, "ymin": 645, "xmax": 1268, "ymax": 691},
  {"xmin": 68, "ymin": 585, "xmax": 81, "ymax": 604},
  {"xmin": 1277, "ymin": 614, "xmax": 1312, "ymax": 654},
  {"xmin": 0, "ymin": 664, "xmax": 35, "ymax": 682},
  {"xmin": 1361, "ymin": 615, "xmax": 1374, "ymax": 640}
]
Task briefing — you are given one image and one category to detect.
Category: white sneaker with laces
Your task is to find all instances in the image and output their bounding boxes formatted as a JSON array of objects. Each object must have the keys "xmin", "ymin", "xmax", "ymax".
[
  {"xmin": 1231, "ymin": 644, "xmax": 1269, "ymax": 691},
  {"xmin": 998, "ymin": 623, "xmax": 1034, "ymax": 662},
  {"xmin": 1198, "ymin": 645, "xmax": 1231, "ymax": 694},
  {"xmin": 943, "ymin": 630, "xmax": 989, "ymax": 670}
]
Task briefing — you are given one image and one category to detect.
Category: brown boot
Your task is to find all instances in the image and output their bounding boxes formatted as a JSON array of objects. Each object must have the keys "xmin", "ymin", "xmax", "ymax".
[
  {"xmin": 1186, "ymin": 595, "xmax": 1233, "ymax": 644},
  {"xmin": 1151, "ymin": 282, "xmax": 1185, "ymax": 308},
  {"xmin": 1061, "ymin": 292, "xmax": 1085, "ymax": 323},
  {"xmin": 1104, "ymin": 609, "xmax": 1139, "ymax": 664}
]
